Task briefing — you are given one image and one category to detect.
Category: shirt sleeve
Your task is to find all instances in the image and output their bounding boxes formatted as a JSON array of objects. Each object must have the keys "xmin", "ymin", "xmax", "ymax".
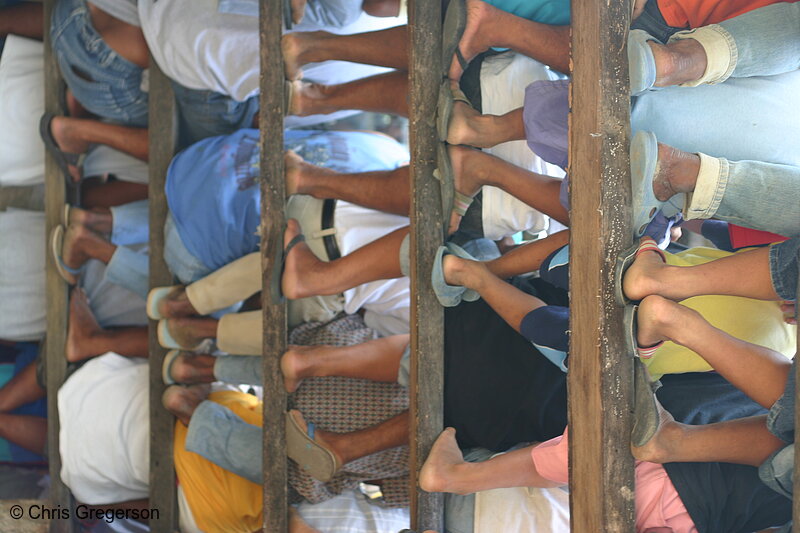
[{"xmin": 530, "ymin": 428, "xmax": 570, "ymax": 485}]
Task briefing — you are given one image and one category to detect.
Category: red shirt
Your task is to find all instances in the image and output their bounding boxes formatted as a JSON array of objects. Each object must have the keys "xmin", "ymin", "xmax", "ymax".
[{"xmin": 658, "ymin": 0, "xmax": 799, "ymax": 28}]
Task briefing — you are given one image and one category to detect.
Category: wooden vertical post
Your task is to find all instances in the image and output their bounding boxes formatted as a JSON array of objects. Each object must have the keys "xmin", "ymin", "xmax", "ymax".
[
  {"xmin": 147, "ymin": 63, "xmax": 179, "ymax": 533},
  {"xmin": 408, "ymin": 0, "xmax": 445, "ymax": 531},
  {"xmin": 260, "ymin": 2, "xmax": 289, "ymax": 532},
  {"xmin": 567, "ymin": 0, "xmax": 636, "ymax": 531},
  {"xmin": 793, "ymin": 271, "xmax": 799, "ymax": 519},
  {"xmin": 42, "ymin": 1, "xmax": 73, "ymax": 530}
]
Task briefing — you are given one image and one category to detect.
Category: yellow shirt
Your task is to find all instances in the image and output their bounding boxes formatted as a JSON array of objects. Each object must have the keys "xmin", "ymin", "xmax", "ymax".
[
  {"xmin": 646, "ymin": 246, "xmax": 797, "ymax": 377},
  {"xmin": 174, "ymin": 391, "xmax": 263, "ymax": 533}
]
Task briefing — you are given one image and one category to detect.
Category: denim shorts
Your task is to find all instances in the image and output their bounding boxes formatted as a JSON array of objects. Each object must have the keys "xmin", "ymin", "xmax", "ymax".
[
  {"xmin": 51, "ymin": 0, "xmax": 148, "ymax": 126},
  {"xmin": 630, "ymin": 0, "xmax": 685, "ymax": 43},
  {"xmin": 172, "ymin": 81, "xmax": 260, "ymax": 147},
  {"xmin": 759, "ymin": 358, "xmax": 796, "ymax": 498},
  {"xmin": 770, "ymin": 237, "xmax": 800, "ymax": 302}
]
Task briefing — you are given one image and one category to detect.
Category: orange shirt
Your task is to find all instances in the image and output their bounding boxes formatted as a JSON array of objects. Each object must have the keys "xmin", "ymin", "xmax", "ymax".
[{"xmin": 658, "ymin": 0, "xmax": 798, "ymax": 28}]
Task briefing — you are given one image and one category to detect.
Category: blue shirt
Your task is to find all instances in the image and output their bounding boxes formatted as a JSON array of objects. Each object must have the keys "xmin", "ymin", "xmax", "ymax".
[{"xmin": 166, "ymin": 129, "xmax": 409, "ymax": 271}]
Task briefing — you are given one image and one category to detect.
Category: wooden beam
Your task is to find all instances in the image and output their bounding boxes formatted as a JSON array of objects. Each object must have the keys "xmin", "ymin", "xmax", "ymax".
[
  {"xmin": 260, "ymin": 2, "xmax": 288, "ymax": 532},
  {"xmin": 42, "ymin": 0, "xmax": 73, "ymax": 530},
  {"xmin": 793, "ymin": 270, "xmax": 799, "ymax": 520},
  {"xmin": 408, "ymin": 0, "xmax": 444, "ymax": 531},
  {"xmin": 567, "ymin": 0, "xmax": 636, "ymax": 531},
  {"xmin": 147, "ymin": 62, "xmax": 179, "ymax": 533}
]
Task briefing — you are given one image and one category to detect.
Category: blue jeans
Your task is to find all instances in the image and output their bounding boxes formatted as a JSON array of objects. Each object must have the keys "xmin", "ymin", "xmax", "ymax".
[
  {"xmin": 760, "ymin": 358, "xmax": 796, "ymax": 498},
  {"xmin": 50, "ymin": 0, "xmax": 148, "ymax": 126},
  {"xmin": 172, "ymin": 82, "xmax": 259, "ymax": 146},
  {"xmin": 770, "ymin": 238, "xmax": 800, "ymax": 302},
  {"xmin": 104, "ymin": 201, "xmax": 150, "ymax": 299}
]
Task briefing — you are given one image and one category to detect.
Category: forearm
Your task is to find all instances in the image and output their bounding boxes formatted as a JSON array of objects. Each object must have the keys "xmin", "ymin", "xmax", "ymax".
[
  {"xmin": 486, "ymin": 230, "xmax": 569, "ymax": 279},
  {"xmin": 0, "ymin": 3, "xmax": 44, "ymax": 40}
]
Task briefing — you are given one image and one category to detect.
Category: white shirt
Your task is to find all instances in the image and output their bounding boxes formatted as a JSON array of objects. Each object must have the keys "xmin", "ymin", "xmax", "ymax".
[
  {"xmin": 89, "ymin": 0, "xmax": 140, "ymax": 27},
  {"xmin": 59, "ymin": 353, "xmax": 150, "ymax": 505}
]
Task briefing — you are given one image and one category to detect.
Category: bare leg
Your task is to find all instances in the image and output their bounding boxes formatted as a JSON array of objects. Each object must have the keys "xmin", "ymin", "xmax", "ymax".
[
  {"xmin": 291, "ymin": 71, "xmax": 408, "ymax": 117},
  {"xmin": 420, "ymin": 428, "xmax": 560, "ymax": 495},
  {"xmin": 448, "ymin": 1, "xmax": 571, "ymax": 80},
  {"xmin": 67, "ymin": 206, "xmax": 112, "ymax": 235},
  {"xmin": 635, "ymin": 295, "xmax": 790, "ymax": 409},
  {"xmin": 282, "ymin": 220, "xmax": 408, "ymax": 299},
  {"xmin": 633, "ymin": 402, "xmax": 784, "ymax": 467},
  {"xmin": 49, "ymin": 117, "xmax": 149, "ymax": 164},
  {"xmin": 362, "ymin": 0, "xmax": 401, "ymax": 17},
  {"xmin": 450, "ymin": 146, "xmax": 569, "ymax": 227},
  {"xmin": 647, "ymin": 38, "xmax": 708, "ymax": 87},
  {"xmin": 66, "ymin": 288, "xmax": 149, "ymax": 362},
  {"xmin": 286, "ymin": 151, "xmax": 410, "ymax": 215},
  {"xmin": 291, "ymin": 409, "xmax": 409, "ymax": 466},
  {"xmin": 61, "ymin": 223, "xmax": 116, "ymax": 272},
  {"xmin": 281, "ymin": 334, "xmax": 409, "ymax": 392},
  {"xmin": 87, "ymin": 3, "xmax": 149, "ymax": 68},
  {"xmin": 289, "ymin": 508, "xmax": 321, "ymax": 533},
  {"xmin": 283, "ymin": 26, "xmax": 408, "ymax": 80},
  {"xmin": 442, "ymin": 255, "xmax": 546, "ymax": 333},
  {"xmin": 154, "ymin": 287, "xmax": 199, "ymax": 319},
  {"xmin": 650, "ymin": 143, "xmax": 702, "ymax": 202},
  {"xmin": 0, "ymin": 361, "xmax": 45, "ymax": 413},
  {"xmin": 447, "ymin": 106, "xmax": 526, "ymax": 148},
  {"xmin": 624, "ymin": 241, "xmax": 778, "ymax": 302},
  {"xmin": 81, "ymin": 180, "xmax": 149, "ymax": 209},
  {"xmin": 483, "ymin": 230, "xmax": 569, "ymax": 279},
  {"xmin": 0, "ymin": 414, "xmax": 47, "ymax": 455},
  {"xmin": 0, "ymin": 3, "xmax": 44, "ymax": 40}
]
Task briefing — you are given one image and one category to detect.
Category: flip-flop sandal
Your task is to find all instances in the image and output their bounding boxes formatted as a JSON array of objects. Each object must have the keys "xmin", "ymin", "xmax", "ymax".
[
  {"xmin": 161, "ymin": 349, "xmax": 182, "ymax": 385},
  {"xmin": 433, "ymin": 143, "xmax": 474, "ymax": 235},
  {"xmin": 623, "ymin": 304, "xmax": 664, "ymax": 360},
  {"xmin": 631, "ymin": 357, "xmax": 663, "ymax": 447},
  {"xmin": 270, "ymin": 228, "xmax": 306, "ymax": 304},
  {"xmin": 628, "ymin": 30, "xmax": 663, "ymax": 96},
  {"xmin": 286, "ymin": 410, "xmax": 341, "ymax": 482},
  {"xmin": 431, "ymin": 244, "xmax": 479, "ymax": 307},
  {"xmin": 630, "ymin": 130, "xmax": 666, "ymax": 239},
  {"xmin": 436, "ymin": 80, "xmax": 473, "ymax": 143},
  {"xmin": 441, "ymin": 0, "xmax": 468, "ymax": 78},
  {"xmin": 614, "ymin": 235, "xmax": 666, "ymax": 306},
  {"xmin": 157, "ymin": 320, "xmax": 210, "ymax": 351},
  {"xmin": 147, "ymin": 285, "xmax": 184, "ymax": 320},
  {"xmin": 39, "ymin": 112, "xmax": 86, "ymax": 185},
  {"xmin": 63, "ymin": 205, "xmax": 72, "ymax": 227},
  {"xmin": 50, "ymin": 225, "xmax": 82, "ymax": 285},
  {"xmin": 284, "ymin": 80, "xmax": 294, "ymax": 115}
]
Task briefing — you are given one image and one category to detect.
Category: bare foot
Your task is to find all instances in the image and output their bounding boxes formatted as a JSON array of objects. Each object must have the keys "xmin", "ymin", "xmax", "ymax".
[
  {"xmin": 442, "ymin": 254, "xmax": 483, "ymax": 290},
  {"xmin": 631, "ymin": 0, "xmax": 648, "ymax": 20},
  {"xmin": 291, "ymin": 0, "xmax": 307, "ymax": 24},
  {"xmin": 281, "ymin": 219, "xmax": 325, "ymax": 299},
  {"xmin": 50, "ymin": 116, "xmax": 91, "ymax": 182},
  {"xmin": 419, "ymin": 427, "xmax": 469, "ymax": 494},
  {"xmin": 282, "ymin": 31, "xmax": 330, "ymax": 81},
  {"xmin": 162, "ymin": 384, "xmax": 211, "ymax": 426},
  {"xmin": 631, "ymin": 397, "xmax": 680, "ymax": 463},
  {"xmin": 446, "ymin": 101, "xmax": 485, "ymax": 147},
  {"xmin": 66, "ymin": 288, "xmax": 104, "ymax": 362},
  {"xmin": 163, "ymin": 318, "xmax": 218, "ymax": 349},
  {"xmin": 288, "ymin": 81, "xmax": 332, "ymax": 116},
  {"xmin": 648, "ymin": 38, "xmax": 707, "ymax": 88},
  {"xmin": 634, "ymin": 295, "xmax": 673, "ymax": 349},
  {"xmin": 280, "ymin": 344, "xmax": 318, "ymax": 393},
  {"xmin": 68, "ymin": 206, "xmax": 112, "ymax": 235},
  {"xmin": 169, "ymin": 352, "xmax": 216, "ymax": 384},
  {"xmin": 157, "ymin": 287, "xmax": 199, "ymax": 319},
  {"xmin": 448, "ymin": 1, "xmax": 502, "ymax": 81},
  {"xmin": 284, "ymin": 150, "xmax": 307, "ymax": 196},
  {"xmin": 447, "ymin": 145, "xmax": 486, "ymax": 234},
  {"xmin": 622, "ymin": 238, "xmax": 669, "ymax": 301}
]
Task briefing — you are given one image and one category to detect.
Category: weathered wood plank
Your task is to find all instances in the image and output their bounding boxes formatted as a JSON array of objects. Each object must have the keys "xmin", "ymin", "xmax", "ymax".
[
  {"xmin": 42, "ymin": 0, "xmax": 73, "ymax": 530},
  {"xmin": 567, "ymin": 0, "xmax": 636, "ymax": 531},
  {"xmin": 793, "ymin": 272, "xmax": 799, "ymax": 520},
  {"xmin": 408, "ymin": 0, "xmax": 444, "ymax": 530},
  {"xmin": 147, "ymin": 62, "xmax": 179, "ymax": 533},
  {"xmin": 260, "ymin": 2, "xmax": 288, "ymax": 532}
]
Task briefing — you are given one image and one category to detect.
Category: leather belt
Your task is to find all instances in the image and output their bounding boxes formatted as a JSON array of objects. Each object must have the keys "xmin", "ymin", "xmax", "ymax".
[{"xmin": 321, "ymin": 199, "xmax": 341, "ymax": 261}]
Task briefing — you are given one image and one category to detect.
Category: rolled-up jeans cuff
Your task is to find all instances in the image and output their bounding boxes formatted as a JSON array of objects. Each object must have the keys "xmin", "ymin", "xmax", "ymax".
[
  {"xmin": 214, "ymin": 355, "xmax": 263, "ymax": 386},
  {"xmin": 185, "ymin": 252, "xmax": 261, "ymax": 316},
  {"xmin": 217, "ymin": 310, "xmax": 262, "ymax": 355},
  {"xmin": 185, "ymin": 400, "xmax": 263, "ymax": 484},
  {"xmin": 758, "ymin": 443, "xmax": 795, "ymax": 499},
  {"xmin": 669, "ymin": 24, "xmax": 737, "ymax": 85},
  {"xmin": 399, "ymin": 234, "xmax": 410, "ymax": 277},
  {"xmin": 769, "ymin": 238, "xmax": 800, "ymax": 302},
  {"xmin": 105, "ymin": 246, "xmax": 150, "ymax": 299},
  {"xmin": 110, "ymin": 200, "xmax": 149, "ymax": 246},
  {"xmin": 685, "ymin": 153, "xmax": 726, "ymax": 221}
]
